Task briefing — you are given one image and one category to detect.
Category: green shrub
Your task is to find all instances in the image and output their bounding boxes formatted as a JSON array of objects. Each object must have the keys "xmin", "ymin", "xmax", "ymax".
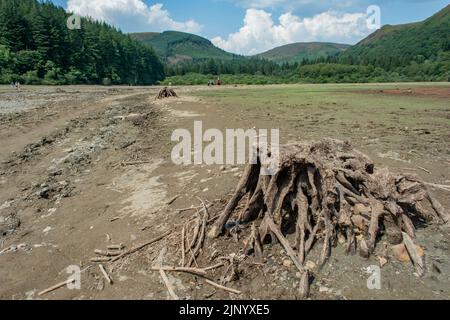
[{"xmin": 23, "ymin": 70, "xmax": 41, "ymax": 84}]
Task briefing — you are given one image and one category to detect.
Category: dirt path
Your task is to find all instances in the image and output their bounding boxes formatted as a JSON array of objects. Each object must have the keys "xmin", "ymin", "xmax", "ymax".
[{"xmin": 0, "ymin": 85, "xmax": 449, "ymax": 300}]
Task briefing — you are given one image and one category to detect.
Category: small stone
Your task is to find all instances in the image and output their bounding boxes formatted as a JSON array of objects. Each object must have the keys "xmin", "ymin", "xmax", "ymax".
[
  {"xmin": 43, "ymin": 226, "xmax": 52, "ymax": 233},
  {"xmin": 17, "ymin": 243, "xmax": 28, "ymax": 250},
  {"xmin": 334, "ymin": 290, "xmax": 342, "ymax": 296},
  {"xmin": 283, "ymin": 259, "xmax": 293, "ymax": 268},
  {"xmin": 39, "ymin": 187, "xmax": 50, "ymax": 199},
  {"xmin": 49, "ymin": 169, "xmax": 63, "ymax": 177},
  {"xmin": 391, "ymin": 243, "xmax": 424, "ymax": 262},
  {"xmin": 378, "ymin": 256, "xmax": 388, "ymax": 267},
  {"xmin": 319, "ymin": 286, "xmax": 330, "ymax": 293}
]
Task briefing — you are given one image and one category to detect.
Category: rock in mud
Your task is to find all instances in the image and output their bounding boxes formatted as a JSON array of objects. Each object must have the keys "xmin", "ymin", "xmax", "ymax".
[
  {"xmin": 39, "ymin": 186, "xmax": 51, "ymax": 199},
  {"xmin": 0, "ymin": 214, "xmax": 20, "ymax": 236},
  {"xmin": 392, "ymin": 243, "xmax": 424, "ymax": 262},
  {"xmin": 48, "ymin": 169, "xmax": 63, "ymax": 177},
  {"xmin": 125, "ymin": 113, "xmax": 147, "ymax": 126}
]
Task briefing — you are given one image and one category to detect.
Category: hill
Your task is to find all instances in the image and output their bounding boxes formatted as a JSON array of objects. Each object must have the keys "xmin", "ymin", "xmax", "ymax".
[
  {"xmin": 258, "ymin": 42, "xmax": 350, "ymax": 63},
  {"xmin": 131, "ymin": 31, "xmax": 238, "ymax": 63},
  {"xmin": 339, "ymin": 4, "xmax": 450, "ymax": 69}
]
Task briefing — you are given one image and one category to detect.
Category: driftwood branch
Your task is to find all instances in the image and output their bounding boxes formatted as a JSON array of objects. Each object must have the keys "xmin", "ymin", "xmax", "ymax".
[
  {"xmin": 204, "ymin": 279, "xmax": 242, "ymax": 295},
  {"xmin": 111, "ymin": 230, "xmax": 171, "ymax": 262}
]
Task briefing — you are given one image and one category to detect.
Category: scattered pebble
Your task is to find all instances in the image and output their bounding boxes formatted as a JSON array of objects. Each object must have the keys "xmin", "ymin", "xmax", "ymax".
[{"xmin": 43, "ymin": 226, "xmax": 52, "ymax": 233}]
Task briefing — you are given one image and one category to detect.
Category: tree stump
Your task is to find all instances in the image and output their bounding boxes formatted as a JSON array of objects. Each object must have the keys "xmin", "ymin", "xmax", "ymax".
[
  {"xmin": 209, "ymin": 139, "xmax": 448, "ymax": 278},
  {"xmin": 157, "ymin": 87, "xmax": 178, "ymax": 99}
]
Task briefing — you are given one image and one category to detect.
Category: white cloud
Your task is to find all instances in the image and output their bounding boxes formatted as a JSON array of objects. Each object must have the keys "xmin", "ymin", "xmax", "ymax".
[
  {"xmin": 212, "ymin": 9, "xmax": 371, "ymax": 55},
  {"xmin": 231, "ymin": 0, "xmax": 359, "ymax": 10},
  {"xmin": 67, "ymin": 0, "xmax": 202, "ymax": 33},
  {"xmin": 232, "ymin": 0, "xmax": 295, "ymax": 9}
]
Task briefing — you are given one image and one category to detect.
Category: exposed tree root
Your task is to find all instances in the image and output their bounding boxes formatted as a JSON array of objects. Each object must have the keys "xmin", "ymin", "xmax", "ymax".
[{"xmin": 209, "ymin": 139, "xmax": 448, "ymax": 296}]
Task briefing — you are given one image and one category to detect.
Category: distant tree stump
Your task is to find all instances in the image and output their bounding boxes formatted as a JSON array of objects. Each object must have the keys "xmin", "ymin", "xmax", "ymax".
[{"xmin": 157, "ymin": 87, "xmax": 178, "ymax": 99}]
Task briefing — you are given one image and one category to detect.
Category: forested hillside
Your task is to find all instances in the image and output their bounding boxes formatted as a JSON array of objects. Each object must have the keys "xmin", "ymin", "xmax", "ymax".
[
  {"xmin": 339, "ymin": 4, "xmax": 449, "ymax": 78},
  {"xmin": 258, "ymin": 42, "xmax": 350, "ymax": 64},
  {"xmin": 0, "ymin": 0, "xmax": 164, "ymax": 85},
  {"xmin": 131, "ymin": 31, "xmax": 237, "ymax": 63}
]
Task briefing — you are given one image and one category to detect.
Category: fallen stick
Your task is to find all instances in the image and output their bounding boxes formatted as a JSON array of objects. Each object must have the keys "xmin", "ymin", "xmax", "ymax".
[
  {"xmin": 189, "ymin": 215, "xmax": 201, "ymax": 250},
  {"xmin": 204, "ymin": 279, "xmax": 241, "ymax": 295},
  {"xmin": 90, "ymin": 257, "xmax": 112, "ymax": 263},
  {"xmin": 196, "ymin": 196, "xmax": 210, "ymax": 218},
  {"xmin": 156, "ymin": 248, "xmax": 180, "ymax": 300},
  {"xmin": 99, "ymin": 264, "xmax": 113, "ymax": 284},
  {"xmin": 189, "ymin": 246, "xmax": 199, "ymax": 267},
  {"xmin": 181, "ymin": 226, "xmax": 186, "ymax": 267},
  {"xmin": 119, "ymin": 161, "xmax": 152, "ymax": 167},
  {"xmin": 107, "ymin": 244, "xmax": 125, "ymax": 251},
  {"xmin": 417, "ymin": 166, "xmax": 431, "ymax": 174},
  {"xmin": 125, "ymin": 161, "xmax": 151, "ymax": 165},
  {"xmin": 207, "ymin": 215, "xmax": 220, "ymax": 224},
  {"xmin": 166, "ymin": 195, "xmax": 180, "ymax": 206},
  {"xmin": 160, "ymin": 269, "xmax": 179, "ymax": 300},
  {"xmin": 111, "ymin": 230, "xmax": 171, "ymax": 262},
  {"xmin": 95, "ymin": 249, "xmax": 121, "ymax": 257},
  {"xmin": 38, "ymin": 278, "xmax": 75, "ymax": 296},
  {"xmin": 151, "ymin": 266, "xmax": 207, "ymax": 276},
  {"xmin": 188, "ymin": 203, "xmax": 209, "ymax": 266},
  {"xmin": 402, "ymin": 232, "xmax": 425, "ymax": 277},
  {"xmin": 424, "ymin": 182, "xmax": 450, "ymax": 192},
  {"xmin": 176, "ymin": 206, "xmax": 198, "ymax": 213},
  {"xmin": 176, "ymin": 203, "xmax": 214, "ymax": 214},
  {"xmin": 203, "ymin": 262, "xmax": 225, "ymax": 271}
]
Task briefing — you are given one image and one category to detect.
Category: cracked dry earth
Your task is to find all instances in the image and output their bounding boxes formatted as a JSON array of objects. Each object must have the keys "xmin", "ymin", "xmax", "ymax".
[{"xmin": 0, "ymin": 84, "xmax": 449, "ymax": 300}]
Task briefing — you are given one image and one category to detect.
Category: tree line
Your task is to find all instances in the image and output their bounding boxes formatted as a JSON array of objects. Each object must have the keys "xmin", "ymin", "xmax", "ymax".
[
  {"xmin": 165, "ymin": 50, "xmax": 449, "ymax": 84},
  {"xmin": 0, "ymin": 0, "xmax": 165, "ymax": 85}
]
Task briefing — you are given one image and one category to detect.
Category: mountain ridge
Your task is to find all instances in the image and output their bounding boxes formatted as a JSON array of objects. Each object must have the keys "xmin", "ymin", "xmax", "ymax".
[
  {"xmin": 130, "ymin": 31, "xmax": 238, "ymax": 63},
  {"xmin": 131, "ymin": 31, "xmax": 351, "ymax": 64},
  {"xmin": 257, "ymin": 42, "xmax": 351, "ymax": 63}
]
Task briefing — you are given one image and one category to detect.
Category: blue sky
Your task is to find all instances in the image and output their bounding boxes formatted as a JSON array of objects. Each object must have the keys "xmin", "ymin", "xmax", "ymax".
[{"xmin": 51, "ymin": 0, "xmax": 449, "ymax": 55}]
